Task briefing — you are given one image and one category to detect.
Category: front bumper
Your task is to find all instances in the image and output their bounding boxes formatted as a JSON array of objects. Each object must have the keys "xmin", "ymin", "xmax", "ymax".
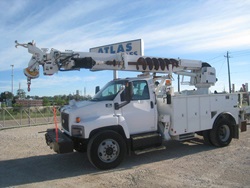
[{"xmin": 45, "ymin": 129, "xmax": 74, "ymax": 154}]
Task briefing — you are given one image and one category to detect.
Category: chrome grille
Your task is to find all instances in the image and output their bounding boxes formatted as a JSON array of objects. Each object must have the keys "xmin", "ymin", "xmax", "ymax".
[{"xmin": 61, "ymin": 112, "xmax": 69, "ymax": 132}]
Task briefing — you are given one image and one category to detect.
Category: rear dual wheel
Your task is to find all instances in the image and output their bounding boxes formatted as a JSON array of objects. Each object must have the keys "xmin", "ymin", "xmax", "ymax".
[{"xmin": 203, "ymin": 118, "xmax": 233, "ymax": 147}]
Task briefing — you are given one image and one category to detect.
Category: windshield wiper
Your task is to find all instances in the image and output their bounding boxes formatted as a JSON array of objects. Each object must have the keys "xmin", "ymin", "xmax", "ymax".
[{"xmin": 91, "ymin": 98, "xmax": 100, "ymax": 101}]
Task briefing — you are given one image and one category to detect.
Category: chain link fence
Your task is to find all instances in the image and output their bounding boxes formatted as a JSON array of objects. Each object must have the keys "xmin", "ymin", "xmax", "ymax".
[{"xmin": 0, "ymin": 106, "xmax": 60, "ymax": 129}]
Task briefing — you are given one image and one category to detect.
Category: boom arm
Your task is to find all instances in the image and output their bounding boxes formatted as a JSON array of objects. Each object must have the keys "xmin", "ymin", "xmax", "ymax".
[{"xmin": 15, "ymin": 40, "xmax": 217, "ymax": 92}]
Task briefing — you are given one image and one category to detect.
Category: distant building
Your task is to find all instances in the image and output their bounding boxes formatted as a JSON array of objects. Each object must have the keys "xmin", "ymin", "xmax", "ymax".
[
  {"xmin": 16, "ymin": 99, "xmax": 43, "ymax": 107},
  {"xmin": 76, "ymin": 90, "xmax": 80, "ymax": 95}
]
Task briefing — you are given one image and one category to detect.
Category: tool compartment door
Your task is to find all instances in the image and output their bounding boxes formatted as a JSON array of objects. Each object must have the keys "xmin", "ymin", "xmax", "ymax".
[
  {"xmin": 171, "ymin": 95, "xmax": 212, "ymax": 135},
  {"xmin": 171, "ymin": 97, "xmax": 187, "ymax": 135},
  {"xmin": 187, "ymin": 97, "xmax": 200, "ymax": 132}
]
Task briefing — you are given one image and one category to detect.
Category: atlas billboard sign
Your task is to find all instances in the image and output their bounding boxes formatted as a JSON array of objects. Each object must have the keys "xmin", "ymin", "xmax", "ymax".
[{"xmin": 90, "ymin": 39, "xmax": 144, "ymax": 56}]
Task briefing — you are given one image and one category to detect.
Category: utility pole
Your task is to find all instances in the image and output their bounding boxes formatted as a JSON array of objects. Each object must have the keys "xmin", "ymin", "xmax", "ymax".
[
  {"xmin": 224, "ymin": 51, "xmax": 231, "ymax": 93},
  {"xmin": 11, "ymin": 64, "xmax": 14, "ymax": 95}
]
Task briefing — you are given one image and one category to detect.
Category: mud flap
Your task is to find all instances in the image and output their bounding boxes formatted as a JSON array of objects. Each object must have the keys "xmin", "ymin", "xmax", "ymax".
[
  {"xmin": 45, "ymin": 129, "xmax": 74, "ymax": 154},
  {"xmin": 241, "ymin": 121, "xmax": 247, "ymax": 132},
  {"xmin": 233, "ymin": 124, "xmax": 239, "ymax": 139}
]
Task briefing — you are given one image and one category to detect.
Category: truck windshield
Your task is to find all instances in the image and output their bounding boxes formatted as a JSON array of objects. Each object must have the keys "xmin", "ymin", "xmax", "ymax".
[{"xmin": 92, "ymin": 80, "xmax": 127, "ymax": 101}]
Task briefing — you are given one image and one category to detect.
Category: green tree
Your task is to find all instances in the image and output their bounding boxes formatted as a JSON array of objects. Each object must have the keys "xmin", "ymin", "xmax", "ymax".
[
  {"xmin": 16, "ymin": 89, "xmax": 26, "ymax": 99},
  {"xmin": 53, "ymin": 95, "xmax": 67, "ymax": 106},
  {"xmin": 0, "ymin": 91, "xmax": 14, "ymax": 107},
  {"xmin": 1, "ymin": 91, "xmax": 14, "ymax": 100},
  {"xmin": 43, "ymin": 97, "xmax": 50, "ymax": 106}
]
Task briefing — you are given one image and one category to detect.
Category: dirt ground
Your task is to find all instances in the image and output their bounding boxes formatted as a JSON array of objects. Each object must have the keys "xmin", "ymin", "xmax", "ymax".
[{"xmin": 0, "ymin": 124, "xmax": 249, "ymax": 188}]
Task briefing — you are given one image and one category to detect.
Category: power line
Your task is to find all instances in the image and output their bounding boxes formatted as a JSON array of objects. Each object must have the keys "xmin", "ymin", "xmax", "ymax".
[
  {"xmin": 217, "ymin": 60, "xmax": 226, "ymax": 76},
  {"xmin": 230, "ymin": 49, "xmax": 250, "ymax": 54},
  {"xmin": 228, "ymin": 49, "xmax": 250, "ymax": 59},
  {"xmin": 220, "ymin": 70, "xmax": 250, "ymax": 75},
  {"xmin": 210, "ymin": 58, "xmax": 224, "ymax": 64},
  {"xmin": 231, "ymin": 52, "xmax": 250, "ymax": 58},
  {"xmin": 207, "ymin": 49, "xmax": 250, "ymax": 67},
  {"xmin": 206, "ymin": 54, "xmax": 223, "ymax": 62}
]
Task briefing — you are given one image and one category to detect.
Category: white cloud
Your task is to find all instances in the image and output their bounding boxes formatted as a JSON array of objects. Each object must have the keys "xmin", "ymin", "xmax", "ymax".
[
  {"xmin": 2, "ymin": 0, "xmax": 250, "ymax": 59},
  {"xmin": 0, "ymin": 80, "xmax": 12, "ymax": 91},
  {"xmin": 7, "ymin": 74, "xmax": 98, "ymax": 96},
  {"xmin": 30, "ymin": 75, "xmax": 97, "ymax": 88},
  {"xmin": 1, "ymin": 0, "xmax": 250, "ymax": 95},
  {"xmin": 138, "ymin": 14, "xmax": 250, "ymax": 53}
]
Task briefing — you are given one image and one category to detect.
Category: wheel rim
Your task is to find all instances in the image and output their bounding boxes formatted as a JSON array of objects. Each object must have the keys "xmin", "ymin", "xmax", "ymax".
[
  {"xmin": 219, "ymin": 124, "xmax": 230, "ymax": 142},
  {"xmin": 97, "ymin": 139, "xmax": 120, "ymax": 163}
]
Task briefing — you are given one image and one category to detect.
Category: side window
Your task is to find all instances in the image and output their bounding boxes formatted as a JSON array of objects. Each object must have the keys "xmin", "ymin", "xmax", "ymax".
[{"xmin": 132, "ymin": 81, "xmax": 150, "ymax": 100}]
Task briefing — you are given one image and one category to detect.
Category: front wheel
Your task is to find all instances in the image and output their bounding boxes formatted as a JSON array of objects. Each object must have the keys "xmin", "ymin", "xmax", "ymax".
[
  {"xmin": 210, "ymin": 118, "xmax": 233, "ymax": 147},
  {"xmin": 87, "ymin": 130, "xmax": 127, "ymax": 170}
]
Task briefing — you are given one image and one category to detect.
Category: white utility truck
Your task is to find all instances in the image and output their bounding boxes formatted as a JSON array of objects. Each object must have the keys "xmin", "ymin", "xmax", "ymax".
[{"xmin": 16, "ymin": 40, "xmax": 247, "ymax": 170}]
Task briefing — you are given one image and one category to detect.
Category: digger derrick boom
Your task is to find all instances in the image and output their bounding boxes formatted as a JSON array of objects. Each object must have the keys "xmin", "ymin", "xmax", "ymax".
[{"xmin": 15, "ymin": 40, "xmax": 216, "ymax": 91}]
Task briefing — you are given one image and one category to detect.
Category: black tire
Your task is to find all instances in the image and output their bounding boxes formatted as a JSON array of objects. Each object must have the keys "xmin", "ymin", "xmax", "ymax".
[
  {"xmin": 87, "ymin": 130, "xmax": 127, "ymax": 170},
  {"xmin": 209, "ymin": 118, "xmax": 233, "ymax": 147},
  {"xmin": 202, "ymin": 130, "xmax": 213, "ymax": 145}
]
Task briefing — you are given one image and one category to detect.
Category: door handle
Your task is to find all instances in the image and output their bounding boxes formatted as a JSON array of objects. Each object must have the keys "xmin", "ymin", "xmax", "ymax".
[{"xmin": 150, "ymin": 101, "xmax": 154, "ymax": 109}]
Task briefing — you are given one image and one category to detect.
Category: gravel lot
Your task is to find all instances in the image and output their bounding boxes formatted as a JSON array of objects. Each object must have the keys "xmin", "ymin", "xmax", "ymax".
[{"xmin": 0, "ymin": 124, "xmax": 249, "ymax": 188}]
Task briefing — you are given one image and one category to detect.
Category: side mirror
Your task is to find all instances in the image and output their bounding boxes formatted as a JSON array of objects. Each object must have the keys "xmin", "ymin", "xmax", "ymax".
[
  {"xmin": 115, "ymin": 82, "xmax": 133, "ymax": 110},
  {"xmin": 125, "ymin": 82, "xmax": 133, "ymax": 102},
  {"xmin": 95, "ymin": 86, "xmax": 100, "ymax": 94}
]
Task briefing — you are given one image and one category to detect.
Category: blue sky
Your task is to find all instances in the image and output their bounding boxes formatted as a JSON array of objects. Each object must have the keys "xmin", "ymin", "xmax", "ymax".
[{"xmin": 0, "ymin": 0, "xmax": 250, "ymax": 97}]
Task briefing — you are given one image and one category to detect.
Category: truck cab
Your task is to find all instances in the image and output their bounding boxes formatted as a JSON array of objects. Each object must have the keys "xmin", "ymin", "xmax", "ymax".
[
  {"xmin": 61, "ymin": 77, "xmax": 158, "ymax": 138},
  {"xmin": 53, "ymin": 77, "xmax": 163, "ymax": 169}
]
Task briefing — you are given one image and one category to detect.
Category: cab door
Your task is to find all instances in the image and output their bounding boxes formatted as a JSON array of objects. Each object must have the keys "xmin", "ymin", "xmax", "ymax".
[{"xmin": 120, "ymin": 80, "xmax": 157, "ymax": 134}]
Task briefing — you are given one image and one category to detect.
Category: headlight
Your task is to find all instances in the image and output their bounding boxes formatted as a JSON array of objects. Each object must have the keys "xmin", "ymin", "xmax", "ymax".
[{"xmin": 72, "ymin": 126, "xmax": 84, "ymax": 137}]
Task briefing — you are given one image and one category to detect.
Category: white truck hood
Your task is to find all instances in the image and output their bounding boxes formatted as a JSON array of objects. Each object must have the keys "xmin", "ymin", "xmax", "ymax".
[{"xmin": 61, "ymin": 99, "xmax": 115, "ymax": 120}]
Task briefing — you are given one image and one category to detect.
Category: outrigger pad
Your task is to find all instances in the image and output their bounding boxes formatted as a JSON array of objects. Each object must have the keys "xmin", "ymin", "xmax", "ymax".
[{"xmin": 45, "ymin": 129, "xmax": 73, "ymax": 154}]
